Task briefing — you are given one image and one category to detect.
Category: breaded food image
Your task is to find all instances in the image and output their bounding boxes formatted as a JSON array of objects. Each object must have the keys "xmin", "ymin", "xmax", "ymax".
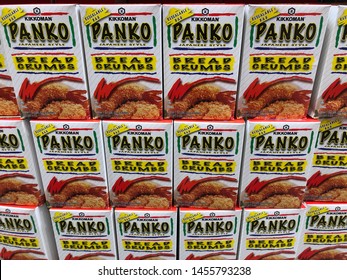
[
  {"xmin": 185, "ymin": 101, "xmax": 232, "ymax": 120},
  {"xmin": 65, "ymin": 252, "xmax": 115, "ymax": 260},
  {"xmin": 125, "ymin": 253, "xmax": 175, "ymax": 260},
  {"xmin": 0, "ymin": 174, "xmax": 43, "ymax": 206},
  {"xmin": 258, "ymin": 100, "xmax": 306, "ymax": 120},
  {"xmin": 0, "ymin": 79, "xmax": 19, "ymax": 116},
  {"xmin": 176, "ymin": 176, "xmax": 237, "ymax": 210},
  {"xmin": 113, "ymin": 176, "xmax": 171, "ymax": 209},
  {"xmin": 298, "ymin": 246, "xmax": 347, "ymax": 260},
  {"xmin": 0, "ymin": 248, "xmax": 46, "ymax": 260},
  {"xmin": 113, "ymin": 100, "xmax": 160, "ymax": 119},
  {"xmin": 40, "ymin": 100, "xmax": 87, "ymax": 119},
  {"xmin": 245, "ymin": 251, "xmax": 294, "ymax": 260},
  {"xmin": 306, "ymin": 171, "xmax": 347, "ymax": 202},
  {"xmin": 47, "ymin": 176, "xmax": 108, "ymax": 208},
  {"xmin": 186, "ymin": 252, "xmax": 235, "ymax": 260}
]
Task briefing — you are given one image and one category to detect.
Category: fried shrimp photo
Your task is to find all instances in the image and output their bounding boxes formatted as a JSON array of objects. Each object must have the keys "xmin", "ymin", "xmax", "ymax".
[
  {"xmin": 0, "ymin": 248, "xmax": 46, "ymax": 260},
  {"xmin": 186, "ymin": 252, "xmax": 235, "ymax": 260},
  {"xmin": 0, "ymin": 83, "xmax": 19, "ymax": 116},
  {"xmin": 245, "ymin": 251, "xmax": 295, "ymax": 260},
  {"xmin": 298, "ymin": 246, "xmax": 347, "ymax": 260}
]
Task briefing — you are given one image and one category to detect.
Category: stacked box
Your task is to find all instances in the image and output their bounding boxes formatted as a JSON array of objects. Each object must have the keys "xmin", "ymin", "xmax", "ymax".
[
  {"xmin": 103, "ymin": 120, "xmax": 173, "ymax": 209},
  {"xmin": 297, "ymin": 202, "xmax": 347, "ymax": 260},
  {"xmin": 306, "ymin": 119, "xmax": 347, "ymax": 202},
  {"xmin": 310, "ymin": 6, "xmax": 347, "ymax": 118},
  {"xmin": 174, "ymin": 120, "xmax": 245, "ymax": 210},
  {"xmin": 50, "ymin": 208, "xmax": 117, "ymax": 260},
  {"xmin": 30, "ymin": 120, "xmax": 108, "ymax": 208},
  {"xmin": 163, "ymin": 4, "xmax": 244, "ymax": 120},
  {"xmin": 115, "ymin": 208, "xmax": 177, "ymax": 260},
  {"xmin": 240, "ymin": 119, "xmax": 320, "ymax": 208},
  {"xmin": 0, "ymin": 39, "xmax": 19, "ymax": 117},
  {"xmin": 0, "ymin": 118, "xmax": 44, "ymax": 206},
  {"xmin": 0, "ymin": 5, "xmax": 90, "ymax": 119},
  {"xmin": 237, "ymin": 5, "xmax": 330, "ymax": 119},
  {"xmin": 79, "ymin": 4, "xmax": 162, "ymax": 119},
  {"xmin": 0, "ymin": 204, "xmax": 58, "ymax": 260},
  {"xmin": 179, "ymin": 208, "xmax": 241, "ymax": 260},
  {"xmin": 239, "ymin": 206, "xmax": 306, "ymax": 260}
]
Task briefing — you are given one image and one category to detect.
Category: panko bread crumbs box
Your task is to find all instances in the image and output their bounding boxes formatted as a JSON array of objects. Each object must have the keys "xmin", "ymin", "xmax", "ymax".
[
  {"xmin": 0, "ymin": 5, "xmax": 90, "ymax": 119},
  {"xmin": 305, "ymin": 119, "xmax": 347, "ymax": 202},
  {"xmin": 174, "ymin": 120, "xmax": 244, "ymax": 210},
  {"xmin": 30, "ymin": 120, "xmax": 108, "ymax": 209},
  {"xmin": 179, "ymin": 208, "xmax": 241, "ymax": 260},
  {"xmin": 237, "ymin": 5, "xmax": 330, "ymax": 119},
  {"xmin": 50, "ymin": 208, "xmax": 117, "ymax": 260},
  {"xmin": 0, "ymin": 118, "xmax": 45, "ymax": 206},
  {"xmin": 163, "ymin": 4, "xmax": 244, "ymax": 120},
  {"xmin": 115, "ymin": 208, "xmax": 177, "ymax": 260},
  {"xmin": 239, "ymin": 206, "xmax": 306, "ymax": 260},
  {"xmin": 0, "ymin": 204, "xmax": 58, "ymax": 260},
  {"xmin": 240, "ymin": 119, "xmax": 319, "ymax": 208},
  {"xmin": 297, "ymin": 202, "xmax": 347, "ymax": 260},
  {"xmin": 103, "ymin": 120, "xmax": 172, "ymax": 209},
  {"xmin": 310, "ymin": 6, "xmax": 347, "ymax": 118},
  {"xmin": 80, "ymin": 5, "xmax": 162, "ymax": 120},
  {"xmin": 0, "ymin": 39, "xmax": 19, "ymax": 117}
]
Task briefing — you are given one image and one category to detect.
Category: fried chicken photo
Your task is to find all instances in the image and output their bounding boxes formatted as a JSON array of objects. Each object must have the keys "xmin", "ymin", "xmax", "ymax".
[
  {"xmin": 298, "ymin": 246, "xmax": 347, "ymax": 260},
  {"xmin": 125, "ymin": 253, "xmax": 175, "ymax": 260},
  {"xmin": 245, "ymin": 251, "xmax": 295, "ymax": 260},
  {"xmin": 47, "ymin": 176, "xmax": 108, "ymax": 208},
  {"xmin": 306, "ymin": 171, "xmax": 347, "ymax": 202},
  {"xmin": 0, "ymin": 248, "xmax": 46, "ymax": 260},
  {"xmin": 0, "ymin": 173, "xmax": 43, "ymax": 206},
  {"xmin": 176, "ymin": 176, "xmax": 237, "ymax": 210},
  {"xmin": 244, "ymin": 176, "xmax": 305, "ymax": 208},
  {"xmin": 0, "ymin": 83, "xmax": 19, "ymax": 116},
  {"xmin": 94, "ymin": 77, "xmax": 162, "ymax": 119},
  {"xmin": 65, "ymin": 252, "xmax": 115, "ymax": 260},
  {"xmin": 112, "ymin": 176, "xmax": 171, "ymax": 209},
  {"xmin": 186, "ymin": 252, "xmax": 235, "ymax": 260}
]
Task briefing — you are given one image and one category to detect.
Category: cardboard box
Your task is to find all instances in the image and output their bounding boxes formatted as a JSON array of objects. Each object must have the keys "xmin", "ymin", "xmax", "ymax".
[
  {"xmin": 239, "ymin": 206, "xmax": 306, "ymax": 260},
  {"xmin": 179, "ymin": 208, "xmax": 241, "ymax": 260},
  {"xmin": 310, "ymin": 6, "xmax": 347, "ymax": 118},
  {"xmin": 30, "ymin": 120, "xmax": 109, "ymax": 208},
  {"xmin": 0, "ymin": 39, "xmax": 19, "ymax": 117},
  {"xmin": 79, "ymin": 4, "xmax": 162, "ymax": 119},
  {"xmin": 50, "ymin": 208, "xmax": 117, "ymax": 260},
  {"xmin": 306, "ymin": 119, "xmax": 347, "ymax": 202},
  {"xmin": 240, "ymin": 119, "xmax": 319, "ymax": 208},
  {"xmin": 297, "ymin": 202, "xmax": 347, "ymax": 260},
  {"xmin": 237, "ymin": 5, "xmax": 330, "ymax": 119},
  {"xmin": 0, "ymin": 118, "xmax": 44, "ymax": 206},
  {"xmin": 174, "ymin": 120, "xmax": 245, "ymax": 209},
  {"xmin": 0, "ymin": 5, "xmax": 90, "ymax": 119},
  {"xmin": 103, "ymin": 120, "xmax": 173, "ymax": 208},
  {"xmin": 115, "ymin": 207, "xmax": 177, "ymax": 260},
  {"xmin": 0, "ymin": 204, "xmax": 58, "ymax": 260},
  {"xmin": 163, "ymin": 4, "xmax": 244, "ymax": 120}
]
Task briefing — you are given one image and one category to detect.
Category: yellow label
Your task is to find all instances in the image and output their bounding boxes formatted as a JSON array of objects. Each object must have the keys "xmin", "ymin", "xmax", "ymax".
[
  {"xmin": 246, "ymin": 238, "xmax": 295, "ymax": 249},
  {"xmin": 250, "ymin": 124, "xmax": 276, "ymax": 138},
  {"xmin": 338, "ymin": 9, "xmax": 347, "ymax": 26},
  {"xmin": 319, "ymin": 119, "xmax": 342, "ymax": 132},
  {"xmin": 179, "ymin": 159, "xmax": 236, "ymax": 174},
  {"xmin": 34, "ymin": 124, "xmax": 56, "ymax": 137},
  {"xmin": 83, "ymin": 7, "xmax": 111, "ymax": 26},
  {"xmin": 105, "ymin": 124, "xmax": 129, "ymax": 137},
  {"xmin": 0, "ymin": 235, "xmax": 39, "ymax": 249},
  {"xmin": 165, "ymin": 7, "xmax": 194, "ymax": 26},
  {"xmin": 332, "ymin": 56, "xmax": 347, "ymax": 72},
  {"xmin": 13, "ymin": 55, "xmax": 78, "ymax": 72},
  {"xmin": 60, "ymin": 239, "xmax": 111, "ymax": 251},
  {"xmin": 184, "ymin": 239, "xmax": 234, "ymax": 250},
  {"xmin": 304, "ymin": 233, "xmax": 347, "ymax": 244},
  {"xmin": 0, "ymin": 158, "xmax": 28, "ymax": 171},
  {"xmin": 170, "ymin": 55, "xmax": 234, "ymax": 73},
  {"xmin": 0, "ymin": 54, "xmax": 5, "ymax": 69},
  {"xmin": 306, "ymin": 206, "xmax": 330, "ymax": 217},
  {"xmin": 250, "ymin": 7, "xmax": 280, "ymax": 25},
  {"xmin": 313, "ymin": 154, "xmax": 347, "ymax": 168},
  {"xmin": 117, "ymin": 213, "xmax": 138, "ymax": 224},
  {"xmin": 250, "ymin": 159, "xmax": 307, "ymax": 173},
  {"xmin": 43, "ymin": 159, "xmax": 100, "ymax": 173},
  {"xmin": 250, "ymin": 55, "xmax": 314, "ymax": 72},
  {"xmin": 246, "ymin": 211, "xmax": 268, "ymax": 223},
  {"xmin": 92, "ymin": 55, "xmax": 156, "ymax": 72},
  {"xmin": 1, "ymin": 7, "xmax": 26, "ymax": 26},
  {"xmin": 112, "ymin": 159, "xmax": 167, "ymax": 173},
  {"xmin": 176, "ymin": 124, "xmax": 200, "ymax": 137},
  {"xmin": 182, "ymin": 213, "xmax": 203, "ymax": 224},
  {"xmin": 53, "ymin": 212, "xmax": 73, "ymax": 223},
  {"xmin": 122, "ymin": 240, "xmax": 172, "ymax": 251}
]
